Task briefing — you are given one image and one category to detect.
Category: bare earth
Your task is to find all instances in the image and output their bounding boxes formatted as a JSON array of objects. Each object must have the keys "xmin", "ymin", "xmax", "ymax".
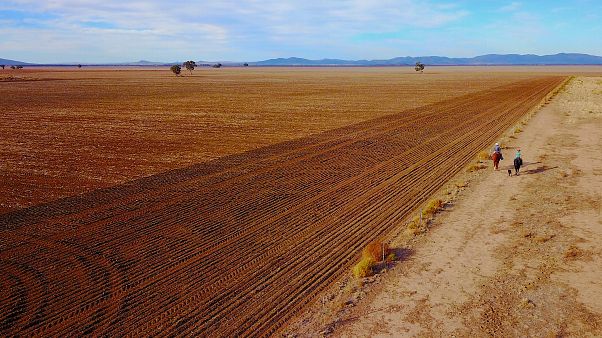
[
  {"xmin": 325, "ymin": 77, "xmax": 601, "ymax": 337},
  {"xmin": 0, "ymin": 67, "xmax": 541, "ymax": 213}
]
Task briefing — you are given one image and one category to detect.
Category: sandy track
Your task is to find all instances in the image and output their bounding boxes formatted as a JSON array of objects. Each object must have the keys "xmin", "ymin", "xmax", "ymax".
[
  {"xmin": 333, "ymin": 77, "xmax": 601, "ymax": 337},
  {"xmin": 0, "ymin": 77, "xmax": 565, "ymax": 336}
]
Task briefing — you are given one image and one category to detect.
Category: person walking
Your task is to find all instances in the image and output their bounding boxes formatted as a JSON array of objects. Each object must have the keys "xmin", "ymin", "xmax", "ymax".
[{"xmin": 513, "ymin": 148, "xmax": 523, "ymax": 176}]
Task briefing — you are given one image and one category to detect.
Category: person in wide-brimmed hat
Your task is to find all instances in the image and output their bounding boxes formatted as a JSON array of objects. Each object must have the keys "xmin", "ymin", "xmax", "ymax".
[
  {"xmin": 514, "ymin": 148, "xmax": 523, "ymax": 175},
  {"xmin": 492, "ymin": 142, "xmax": 503, "ymax": 170}
]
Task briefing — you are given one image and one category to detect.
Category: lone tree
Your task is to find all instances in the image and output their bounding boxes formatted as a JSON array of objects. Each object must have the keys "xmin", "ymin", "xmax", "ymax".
[
  {"xmin": 0, "ymin": 65, "xmax": 4, "ymax": 69},
  {"xmin": 183, "ymin": 60, "xmax": 196, "ymax": 74},
  {"xmin": 10, "ymin": 65, "xmax": 16, "ymax": 69},
  {"xmin": 77, "ymin": 64, "xmax": 82, "ymax": 68},
  {"xmin": 170, "ymin": 65, "xmax": 182, "ymax": 76},
  {"xmin": 16, "ymin": 65, "xmax": 23, "ymax": 69},
  {"xmin": 415, "ymin": 62, "xmax": 425, "ymax": 73},
  {"xmin": 212, "ymin": 63, "xmax": 222, "ymax": 68},
  {"xmin": 243, "ymin": 63, "xmax": 249, "ymax": 67}
]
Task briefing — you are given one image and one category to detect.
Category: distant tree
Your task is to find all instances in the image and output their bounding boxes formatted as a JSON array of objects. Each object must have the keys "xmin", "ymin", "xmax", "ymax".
[
  {"xmin": 10, "ymin": 65, "xmax": 16, "ymax": 69},
  {"xmin": 16, "ymin": 65, "xmax": 23, "ymax": 69},
  {"xmin": 0, "ymin": 65, "xmax": 4, "ymax": 69},
  {"xmin": 77, "ymin": 64, "xmax": 82, "ymax": 68},
  {"xmin": 182, "ymin": 60, "xmax": 196, "ymax": 74},
  {"xmin": 415, "ymin": 62, "xmax": 425, "ymax": 73},
  {"xmin": 212, "ymin": 63, "xmax": 222, "ymax": 68},
  {"xmin": 243, "ymin": 63, "xmax": 249, "ymax": 67},
  {"xmin": 170, "ymin": 65, "xmax": 182, "ymax": 76}
]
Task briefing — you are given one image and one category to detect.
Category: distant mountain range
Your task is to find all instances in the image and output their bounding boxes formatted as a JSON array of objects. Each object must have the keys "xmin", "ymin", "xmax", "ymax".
[
  {"xmin": 0, "ymin": 58, "xmax": 32, "ymax": 65},
  {"xmin": 249, "ymin": 53, "xmax": 602, "ymax": 66},
  {"xmin": 2, "ymin": 53, "xmax": 602, "ymax": 67}
]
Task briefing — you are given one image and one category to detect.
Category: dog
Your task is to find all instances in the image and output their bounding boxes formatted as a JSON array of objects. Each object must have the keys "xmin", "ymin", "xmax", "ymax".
[{"xmin": 508, "ymin": 169, "xmax": 512, "ymax": 177}]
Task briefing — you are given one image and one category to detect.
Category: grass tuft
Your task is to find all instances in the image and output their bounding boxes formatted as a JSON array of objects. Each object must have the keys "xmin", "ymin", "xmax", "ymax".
[
  {"xmin": 478, "ymin": 151, "xmax": 490, "ymax": 160},
  {"xmin": 467, "ymin": 163, "xmax": 487, "ymax": 172},
  {"xmin": 352, "ymin": 241, "xmax": 392, "ymax": 278},
  {"xmin": 422, "ymin": 199, "xmax": 443, "ymax": 218},
  {"xmin": 352, "ymin": 256, "xmax": 376, "ymax": 278}
]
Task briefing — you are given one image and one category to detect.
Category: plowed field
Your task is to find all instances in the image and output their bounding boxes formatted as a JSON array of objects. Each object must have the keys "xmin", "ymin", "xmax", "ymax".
[
  {"xmin": 0, "ymin": 67, "xmax": 544, "ymax": 213},
  {"xmin": 0, "ymin": 76, "xmax": 565, "ymax": 336}
]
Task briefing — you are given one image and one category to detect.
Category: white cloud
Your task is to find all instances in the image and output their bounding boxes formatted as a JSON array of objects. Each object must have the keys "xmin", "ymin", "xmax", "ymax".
[
  {"xmin": 2, "ymin": 0, "xmax": 469, "ymax": 62},
  {"xmin": 499, "ymin": 2, "xmax": 522, "ymax": 12}
]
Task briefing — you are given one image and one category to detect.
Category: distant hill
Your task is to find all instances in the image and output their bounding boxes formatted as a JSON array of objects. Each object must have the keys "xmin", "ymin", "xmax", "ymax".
[
  {"xmin": 0, "ymin": 58, "xmax": 32, "ymax": 66},
  {"xmin": 3, "ymin": 53, "xmax": 602, "ymax": 67},
  {"xmin": 251, "ymin": 53, "xmax": 602, "ymax": 66}
]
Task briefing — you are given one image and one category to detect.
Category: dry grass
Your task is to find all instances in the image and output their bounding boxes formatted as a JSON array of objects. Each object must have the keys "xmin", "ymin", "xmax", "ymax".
[
  {"xmin": 352, "ymin": 241, "xmax": 391, "ymax": 278},
  {"xmin": 467, "ymin": 163, "xmax": 487, "ymax": 172},
  {"xmin": 352, "ymin": 256, "xmax": 377, "ymax": 278},
  {"xmin": 422, "ymin": 199, "xmax": 444, "ymax": 218},
  {"xmin": 478, "ymin": 151, "xmax": 490, "ymax": 160},
  {"xmin": 403, "ymin": 198, "xmax": 445, "ymax": 237},
  {"xmin": 514, "ymin": 126, "xmax": 523, "ymax": 134},
  {"xmin": 455, "ymin": 181, "xmax": 468, "ymax": 188}
]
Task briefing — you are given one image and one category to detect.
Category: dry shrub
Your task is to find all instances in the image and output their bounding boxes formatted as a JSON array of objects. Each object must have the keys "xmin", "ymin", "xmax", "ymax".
[
  {"xmin": 467, "ymin": 163, "xmax": 487, "ymax": 172},
  {"xmin": 455, "ymin": 181, "xmax": 468, "ymax": 188},
  {"xmin": 422, "ymin": 199, "xmax": 443, "ymax": 218},
  {"xmin": 353, "ymin": 241, "xmax": 392, "ymax": 278},
  {"xmin": 352, "ymin": 256, "xmax": 376, "ymax": 278},
  {"xmin": 405, "ymin": 217, "xmax": 422, "ymax": 236},
  {"xmin": 362, "ymin": 241, "xmax": 390, "ymax": 262},
  {"xmin": 405, "ymin": 226, "xmax": 422, "ymax": 237},
  {"xmin": 514, "ymin": 126, "xmax": 523, "ymax": 134},
  {"xmin": 478, "ymin": 151, "xmax": 490, "ymax": 160}
]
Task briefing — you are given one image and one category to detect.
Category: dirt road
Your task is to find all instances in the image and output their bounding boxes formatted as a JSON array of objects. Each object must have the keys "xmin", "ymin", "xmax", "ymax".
[{"xmin": 332, "ymin": 77, "xmax": 602, "ymax": 336}]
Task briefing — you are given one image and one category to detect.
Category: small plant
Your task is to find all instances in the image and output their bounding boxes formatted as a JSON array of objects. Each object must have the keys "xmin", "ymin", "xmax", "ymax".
[
  {"xmin": 455, "ymin": 181, "xmax": 468, "ymax": 188},
  {"xmin": 422, "ymin": 199, "xmax": 443, "ymax": 218},
  {"xmin": 352, "ymin": 241, "xmax": 391, "ymax": 278},
  {"xmin": 478, "ymin": 151, "xmax": 490, "ymax": 160},
  {"xmin": 467, "ymin": 163, "xmax": 487, "ymax": 172},
  {"xmin": 352, "ymin": 256, "xmax": 376, "ymax": 278},
  {"xmin": 514, "ymin": 126, "xmax": 523, "ymax": 134}
]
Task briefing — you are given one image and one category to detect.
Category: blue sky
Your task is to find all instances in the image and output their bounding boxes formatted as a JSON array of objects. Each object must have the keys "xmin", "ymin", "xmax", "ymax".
[{"xmin": 0, "ymin": 0, "xmax": 601, "ymax": 63}]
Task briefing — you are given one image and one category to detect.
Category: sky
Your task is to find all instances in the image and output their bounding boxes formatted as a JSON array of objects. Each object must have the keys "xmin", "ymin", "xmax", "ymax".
[{"xmin": 0, "ymin": 0, "xmax": 601, "ymax": 63}]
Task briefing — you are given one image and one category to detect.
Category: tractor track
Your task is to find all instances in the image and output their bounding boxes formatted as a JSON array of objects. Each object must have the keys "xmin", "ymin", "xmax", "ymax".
[{"xmin": 0, "ymin": 77, "xmax": 565, "ymax": 336}]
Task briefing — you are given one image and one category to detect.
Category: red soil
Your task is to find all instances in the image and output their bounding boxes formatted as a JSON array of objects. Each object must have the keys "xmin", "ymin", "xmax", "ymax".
[{"xmin": 0, "ymin": 77, "xmax": 566, "ymax": 336}]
